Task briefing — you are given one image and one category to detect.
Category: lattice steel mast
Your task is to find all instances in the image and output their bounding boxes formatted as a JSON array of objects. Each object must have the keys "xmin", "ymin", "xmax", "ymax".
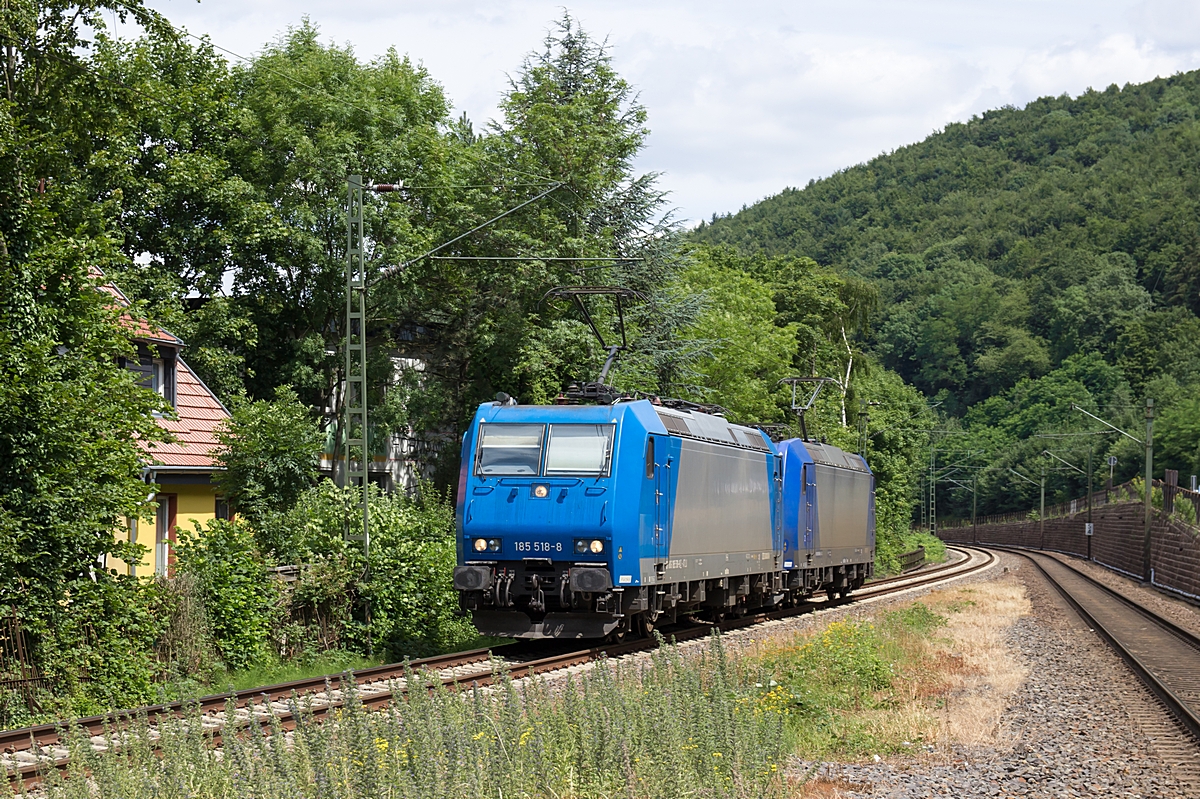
[{"xmin": 344, "ymin": 175, "xmax": 370, "ymax": 552}]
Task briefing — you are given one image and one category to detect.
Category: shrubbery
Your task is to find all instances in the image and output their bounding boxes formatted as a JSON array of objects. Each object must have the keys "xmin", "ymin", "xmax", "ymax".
[
  {"xmin": 168, "ymin": 480, "xmax": 476, "ymax": 680},
  {"xmin": 174, "ymin": 520, "xmax": 277, "ymax": 672}
]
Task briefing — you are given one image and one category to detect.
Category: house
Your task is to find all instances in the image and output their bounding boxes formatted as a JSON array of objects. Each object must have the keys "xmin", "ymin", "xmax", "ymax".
[{"xmin": 94, "ymin": 273, "xmax": 232, "ymax": 578}]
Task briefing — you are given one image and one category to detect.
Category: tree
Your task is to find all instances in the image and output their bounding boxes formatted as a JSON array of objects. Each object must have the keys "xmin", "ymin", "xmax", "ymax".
[
  {"xmin": 671, "ymin": 247, "xmax": 798, "ymax": 422},
  {"xmin": 1155, "ymin": 397, "xmax": 1200, "ymax": 478},
  {"xmin": 382, "ymin": 13, "xmax": 688, "ymax": 478},
  {"xmin": 213, "ymin": 387, "xmax": 324, "ymax": 550},
  {"xmin": 0, "ymin": 0, "xmax": 186, "ymax": 713}
]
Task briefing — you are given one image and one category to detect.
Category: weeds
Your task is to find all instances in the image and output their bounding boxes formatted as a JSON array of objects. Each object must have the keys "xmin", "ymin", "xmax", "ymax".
[
  {"xmin": 755, "ymin": 604, "xmax": 955, "ymax": 759},
  {"xmin": 20, "ymin": 634, "xmax": 788, "ymax": 799}
]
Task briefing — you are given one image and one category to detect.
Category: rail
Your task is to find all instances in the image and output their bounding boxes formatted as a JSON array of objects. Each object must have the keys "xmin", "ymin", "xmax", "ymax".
[
  {"xmin": 2, "ymin": 546, "xmax": 996, "ymax": 791},
  {"xmin": 997, "ymin": 547, "xmax": 1200, "ymax": 742}
]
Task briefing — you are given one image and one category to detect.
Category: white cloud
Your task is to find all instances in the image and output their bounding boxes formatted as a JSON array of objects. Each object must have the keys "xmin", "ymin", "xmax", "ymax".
[{"xmin": 137, "ymin": 0, "xmax": 1200, "ymax": 224}]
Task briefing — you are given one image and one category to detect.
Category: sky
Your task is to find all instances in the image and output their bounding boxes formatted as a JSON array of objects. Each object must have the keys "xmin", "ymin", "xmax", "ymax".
[{"xmin": 133, "ymin": 0, "xmax": 1200, "ymax": 225}]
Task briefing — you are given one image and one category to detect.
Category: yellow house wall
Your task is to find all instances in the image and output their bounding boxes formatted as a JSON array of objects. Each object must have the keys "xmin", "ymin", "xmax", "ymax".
[{"xmin": 109, "ymin": 480, "xmax": 223, "ymax": 578}]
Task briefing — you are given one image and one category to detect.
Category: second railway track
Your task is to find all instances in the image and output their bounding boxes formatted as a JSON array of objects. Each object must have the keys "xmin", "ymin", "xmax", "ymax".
[
  {"xmin": 1003, "ymin": 548, "xmax": 1200, "ymax": 743},
  {"xmin": 2, "ymin": 545, "xmax": 995, "ymax": 790}
]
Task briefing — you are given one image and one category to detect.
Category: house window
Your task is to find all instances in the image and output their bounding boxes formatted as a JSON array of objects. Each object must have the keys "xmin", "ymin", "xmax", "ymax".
[
  {"xmin": 123, "ymin": 345, "xmax": 176, "ymax": 408},
  {"xmin": 155, "ymin": 494, "xmax": 175, "ymax": 577},
  {"xmin": 215, "ymin": 497, "xmax": 230, "ymax": 521}
]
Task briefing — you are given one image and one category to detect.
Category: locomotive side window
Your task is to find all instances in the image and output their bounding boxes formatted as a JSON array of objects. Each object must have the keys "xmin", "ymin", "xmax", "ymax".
[
  {"xmin": 645, "ymin": 437, "xmax": 654, "ymax": 478},
  {"xmin": 545, "ymin": 424, "xmax": 615, "ymax": 476},
  {"xmin": 476, "ymin": 423, "xmax": 545, "ymax": 475}
]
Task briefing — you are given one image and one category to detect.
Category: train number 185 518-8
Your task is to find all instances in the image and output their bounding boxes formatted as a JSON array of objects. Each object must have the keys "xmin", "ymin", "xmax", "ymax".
[{"xmin": 513, "ymin": 541, "xmax": 563, "ymax": 553}]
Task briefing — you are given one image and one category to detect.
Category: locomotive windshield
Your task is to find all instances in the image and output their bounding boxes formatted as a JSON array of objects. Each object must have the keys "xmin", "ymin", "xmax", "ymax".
[
  {"xmin": 545, "ymin": 424, "xmax": 615, "ymax": 476},
  {"xmin": 476, "ymin": 423, "xmax": 544, "ymax": 475}
]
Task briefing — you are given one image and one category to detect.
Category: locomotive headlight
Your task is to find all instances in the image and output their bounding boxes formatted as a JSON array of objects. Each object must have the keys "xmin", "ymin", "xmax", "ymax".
[
  {"xmin": 487, "ymin": 538, "xmax": 501, "ymax": 552},
  {"xmin": 589, "ymin": 539, "xmax": 604, "ymax": 554},
  {"xmin": 533, "ymin": 484, "xmax": 549, "ymax": 498},
  {"xmin": 575, "ymin": 539, "xmax": 588, "ymax": 554},
  {"xmin": 473, "ymin": 537, "xmax": 488, "ymax": 552}
]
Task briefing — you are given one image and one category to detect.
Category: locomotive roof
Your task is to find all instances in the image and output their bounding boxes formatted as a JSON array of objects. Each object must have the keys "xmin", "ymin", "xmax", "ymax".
[
  {"xmin": 796, "ymin": 440, "xmax": 871, "ymax": 473},
  {"xmin": 652, "ymin": 405, "xmax": 771, "ymax": 452},
  {"xmin": 472, "ymin": 399, "xmax": 773, "ymax": 453}
]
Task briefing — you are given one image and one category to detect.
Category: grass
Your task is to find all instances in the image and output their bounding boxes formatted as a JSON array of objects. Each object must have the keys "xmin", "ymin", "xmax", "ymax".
[
  {"xmin": 19, "ymin": 635, "xmax": 790, "ymax": 799},
  {"xmin": 754, "ymin": 607, "xmax": 946, "ymax": 759},
  {"xmin": 10, "ymin": 586, "xmax": 1030, "ymax": 798},
  {"xmin": 213, "ymin": 636, "xmax": 511, "ymax": 693},
  {"xmin": 220, "ymin": 650, "xmax": 382, "ymax": 692},
  {"xmin": 754, "ymin": 578, "xmax": 1029, "ymax": 767}
]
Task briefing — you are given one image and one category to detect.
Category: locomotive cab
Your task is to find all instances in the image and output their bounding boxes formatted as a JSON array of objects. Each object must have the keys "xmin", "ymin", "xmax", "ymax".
[{"xmin": 453, "ymin": 401, "xmax": 649, "ymax": 638}]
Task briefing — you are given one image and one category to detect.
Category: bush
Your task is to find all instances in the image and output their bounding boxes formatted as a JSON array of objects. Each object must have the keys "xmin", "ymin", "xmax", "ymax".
[
  {"xmin": 174, "ymin": 520, "xmax": 279, "ymax": 672},
  {"xmin": 1173, "ymin": 497, "xmax": 1198, "ymax": 526},
  {"xmin": 213, "ymin": 387, "xmax": 323, "ymax": 547},
  {"xmin": 152, "ymin": 573, "xmax": 220, "ymax": 684},
  {"xmin": 262, "ymin": 480, "xmax": 477, "ymax": 661},
  {"xmin": 26, "ymin": 574, "xmax": 167, "ymax": 721},
  {"xmin": 367, "ymin": 487, "xmax": 477, "ymax": 659}
]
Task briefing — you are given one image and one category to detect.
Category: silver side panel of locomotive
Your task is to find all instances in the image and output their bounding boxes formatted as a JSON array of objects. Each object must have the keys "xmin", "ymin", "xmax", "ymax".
[
  {"xmin": 642, "ymin": 409, "xmax": 777, "ymax": 584},
  {"xmin": 806, "ymin": 442, "xmax": 873, "ymax": 565},
  {"xmin": 670, "ymin": 439, "xmax": 774, "ymax": 557}
]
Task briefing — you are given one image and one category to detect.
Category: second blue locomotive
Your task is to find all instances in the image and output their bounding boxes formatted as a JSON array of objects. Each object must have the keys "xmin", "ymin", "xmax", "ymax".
[{"xmin": 452, "ymin": 398, "xmax": 874, "ymax": 639}]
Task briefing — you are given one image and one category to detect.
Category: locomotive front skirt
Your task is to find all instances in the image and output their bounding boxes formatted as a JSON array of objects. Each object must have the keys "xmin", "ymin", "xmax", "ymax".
[{"xmin": 453, "ymin": 399, "xmax": 875, "ymax": 639}]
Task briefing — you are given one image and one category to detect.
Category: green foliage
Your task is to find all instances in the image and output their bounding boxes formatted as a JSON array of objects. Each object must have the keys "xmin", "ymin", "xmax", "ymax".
[
  {"xmin": 262, "ymin": 480, "xmax": 477, "ymax": 660},
  {"xmin": 174, "ymin": 520, "xmax": 279, "ymax": 672},
  {"xmin": 882, "ymin": 602, "xmax": 948, "ymax": 637},
  {"xmin": 213, "ymin": 386, "xmax": 323, "ymax": 541},
  {"xmin": 41, "ymin": 636, "xmax": 789, "ymax": 799},
  {"xmin": 365, "ymin": 487, "xmax": 477, "ymax": 658},
  {"xmin": 693, "ymin": 70, "xmax": 1200, "ymax": 520},
  {"xmin": 221, "ymin": 649, "xmax": 377, "ymax": 694},
  {"xmin": 1156, "ymin": 397, "xmax": 1200, "ymax": 477},
  {"xmin": 756, "ymin": 606, "xmax": 950, "ymax": 758},
  {"xmin": 668, "ymin": 247, "xmax": 800, "ymax": 421},
  {"xmin": 1173, "ymin": 496, "xmax": 1198, "ymax": 526}
]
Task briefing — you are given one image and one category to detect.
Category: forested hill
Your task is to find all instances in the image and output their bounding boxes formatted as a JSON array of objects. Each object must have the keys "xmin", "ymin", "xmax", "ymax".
[{"xmin": 693, "ymin": 69, "xmax": 1200, "ymax": 422}]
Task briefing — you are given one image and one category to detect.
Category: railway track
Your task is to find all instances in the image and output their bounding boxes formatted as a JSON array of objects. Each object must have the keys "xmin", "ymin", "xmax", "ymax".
[
  {"xmin": 1002, "ymin": 548, "xmax": 1200, "ymax": 744},
  {"xmin": 2, "ymin": 545, "xmax": 994, "ymax": 790}
]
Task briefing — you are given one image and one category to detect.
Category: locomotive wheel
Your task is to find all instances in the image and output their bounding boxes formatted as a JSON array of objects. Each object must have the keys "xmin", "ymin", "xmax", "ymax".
[
  {"xmin": 637, "ymin": 612, "xmax": 656, "ymax": 638},
  {"xmin": 606, "ymin": 618, "xmax": 629, "ymax": 644}
]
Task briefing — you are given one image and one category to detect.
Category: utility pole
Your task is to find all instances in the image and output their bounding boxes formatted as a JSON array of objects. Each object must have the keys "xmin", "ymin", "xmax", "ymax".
[
  {"xmin": 345, "ymin": 174, "xmax": 371, "ymax": 657},
  {"xmin": 1040, "ymin": 460, "xmax": 1046, "ymax": 550},
  {"xmin": 1009, "ymin": 467, "xmax": 1040, "ymax": 547},
  {"xmin": 344, "ymin": 176, "xmax": 402, "ymax": 658},
  {"xmin": 345, "ymin": 175, "xmax": 369, "ymax": 550},
  {"xmin": 972, "ymin": 473, "xmax": 978, "ymax": 545},
  {"xmin": 1070, "ymin": 401, "xmax": 1154, "ymax": 582},
  {"xmin": 1086, "ymin": 444, "xmax": 1093, "ymax": 561},
  {"xmin": 1145, "ymin": 398, "xmax": 1154, "ymax": 583},
  {"xmin": 929, "ymin": 447, "xmax": 936, "ymax": 536}
]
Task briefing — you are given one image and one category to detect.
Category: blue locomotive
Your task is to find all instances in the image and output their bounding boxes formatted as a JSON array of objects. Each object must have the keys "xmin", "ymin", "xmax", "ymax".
[{"xmin": 452, "ymin": 398, "xmax": 875, "ymax": 639}]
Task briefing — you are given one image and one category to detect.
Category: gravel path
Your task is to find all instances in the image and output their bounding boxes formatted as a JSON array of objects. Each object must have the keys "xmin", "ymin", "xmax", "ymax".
[{"xmin": 793, "ymin": 552, "xmax": 1200, "ymax": 798}]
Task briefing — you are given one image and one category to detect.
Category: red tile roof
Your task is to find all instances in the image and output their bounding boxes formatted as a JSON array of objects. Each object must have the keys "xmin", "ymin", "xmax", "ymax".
[
  {"xmin": 88, "ymin": 267, "xmax": 229, "ymax": 470},
  {"xmin": 89, "ymin": 267, "xmax": 183, "ymax": 346},
  {"xmin": 143, "ymin": 357, "xmax": 230, "ymax": 469}
]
